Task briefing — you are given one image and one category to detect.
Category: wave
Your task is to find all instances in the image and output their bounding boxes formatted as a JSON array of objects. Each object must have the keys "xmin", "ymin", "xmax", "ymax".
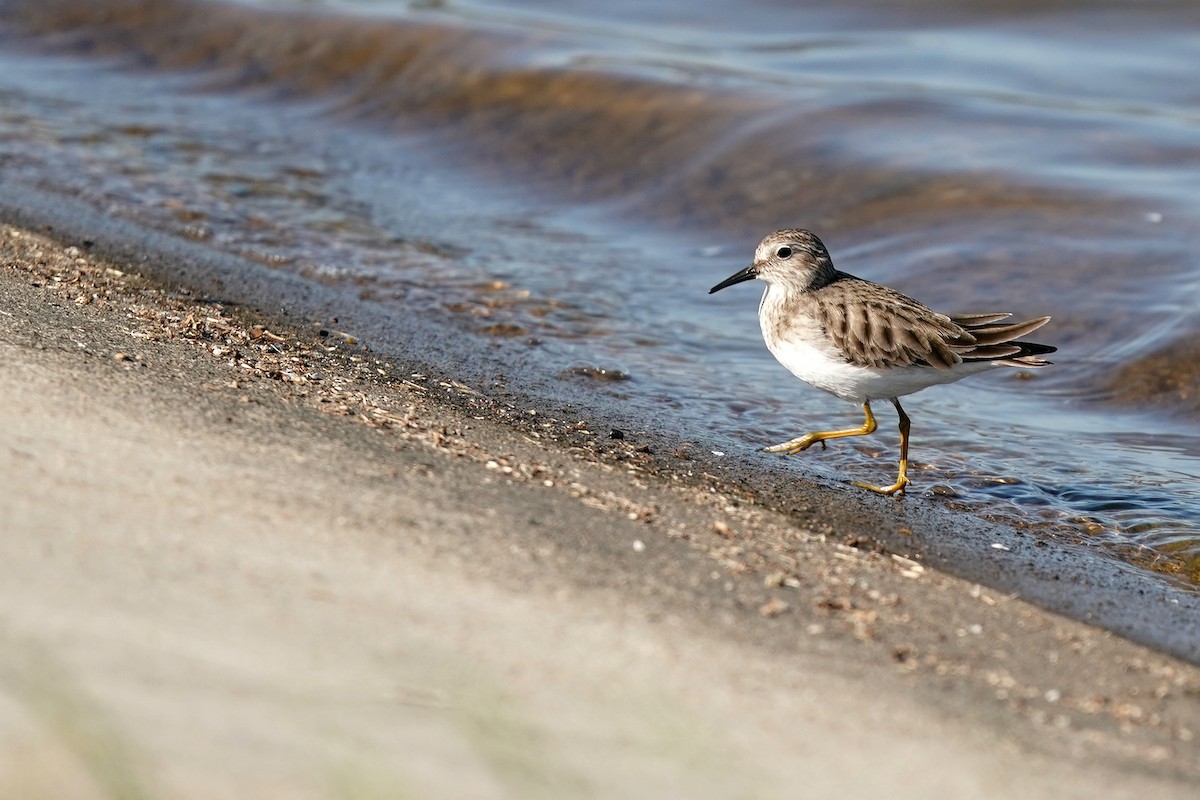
[
  {"xmin": 0, "ymin": 0, "xmax": 1111, "ymax": 232},
  {"xmin": 3, "ymin": 0, "xmax": 1198, "ymax": 416}
]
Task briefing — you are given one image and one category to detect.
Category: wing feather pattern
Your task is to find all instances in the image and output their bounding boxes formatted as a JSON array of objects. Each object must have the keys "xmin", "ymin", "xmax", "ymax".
[{"xmin": 811, "ymin": 277, "xmax": 1055, "ymax": 370}]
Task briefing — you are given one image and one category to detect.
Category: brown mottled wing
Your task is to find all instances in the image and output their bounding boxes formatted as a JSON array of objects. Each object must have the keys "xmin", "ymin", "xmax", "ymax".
[{"xmin": 811, "ymin": 279, "xmax": 970, "ymax": 370}]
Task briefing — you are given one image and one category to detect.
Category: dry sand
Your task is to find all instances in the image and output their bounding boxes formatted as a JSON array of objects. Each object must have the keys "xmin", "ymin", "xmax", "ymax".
[{"xmin": 2, "ymin": 221, "xmax": 1199, "ymax": 798}]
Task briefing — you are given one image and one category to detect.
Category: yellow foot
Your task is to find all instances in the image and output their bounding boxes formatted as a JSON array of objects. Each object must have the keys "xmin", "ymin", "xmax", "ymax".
[
  {"xmin": 764, "ymin": 403, "xmax": 878, "ymax": 457},
  {"xmin": 764, "ymin": 434, "xmax": 825, "ymax": 455},
  {"xmin": 852, "ymin": 476, "xmax": 909, "ymax": 496}
]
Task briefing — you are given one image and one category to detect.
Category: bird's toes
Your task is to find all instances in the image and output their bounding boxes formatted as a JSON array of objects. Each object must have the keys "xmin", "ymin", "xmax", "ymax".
[{"xmin": 853, "ymin": 477, "xmax": 909, "ymax": 496}]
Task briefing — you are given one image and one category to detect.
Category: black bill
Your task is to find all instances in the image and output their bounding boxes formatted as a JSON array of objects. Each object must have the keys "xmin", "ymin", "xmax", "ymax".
[{"xmin": 708, "ymin": 265, "xmax": 758, "ymax": 294}]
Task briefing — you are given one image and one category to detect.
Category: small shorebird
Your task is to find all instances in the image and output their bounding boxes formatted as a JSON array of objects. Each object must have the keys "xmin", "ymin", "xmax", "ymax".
[{"xmin": 709, "ymin": 229, "xmax": 1055, "ymax": 495}]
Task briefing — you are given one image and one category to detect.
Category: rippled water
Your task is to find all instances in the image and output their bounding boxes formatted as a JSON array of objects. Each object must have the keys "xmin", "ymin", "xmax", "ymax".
[{"xmin": 2, "ymin": 0, "xmax": 1199, "ymax": 584}]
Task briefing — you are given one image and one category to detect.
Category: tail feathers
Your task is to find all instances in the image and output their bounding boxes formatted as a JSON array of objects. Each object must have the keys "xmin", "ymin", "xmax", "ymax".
[
  {"xmin": 995, "ymin": 340, "xmax": 1056, "ymax": 367},
  {"xmin": 959, "ymin": 314, "xmax": 1052, "ymax": 346},
  {"xmin": 965, "ymin": 343, "xmax": 1024, "ymax": 360},
  {"xmin": 979, "ymin": 340, "xmax": 1056, "ymax": 367},
  {"xmin": 950, "ymin": 314, "xmax": 1056, "ymax": 367},
  {"xmin": 948, "ymin": 312, "xmax": 1013, "ymax": 326}
]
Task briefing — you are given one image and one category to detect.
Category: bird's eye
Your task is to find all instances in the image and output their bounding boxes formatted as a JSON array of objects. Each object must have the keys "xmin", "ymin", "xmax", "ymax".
[{"xmin": 776, "ymin": 246, "xmax": 793, "ymax": 259}]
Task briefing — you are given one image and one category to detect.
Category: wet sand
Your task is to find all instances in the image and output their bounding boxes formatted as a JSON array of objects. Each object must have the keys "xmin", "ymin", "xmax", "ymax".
[{"xmin": 3, "ymin": 222, "xmax": 1200, "ymax": 796}]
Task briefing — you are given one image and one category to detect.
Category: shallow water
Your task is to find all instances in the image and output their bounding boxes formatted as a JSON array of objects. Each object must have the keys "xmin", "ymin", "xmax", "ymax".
[{"xmin": 2, "ymin": 0, "xmax": 1199, "ymax": 584}]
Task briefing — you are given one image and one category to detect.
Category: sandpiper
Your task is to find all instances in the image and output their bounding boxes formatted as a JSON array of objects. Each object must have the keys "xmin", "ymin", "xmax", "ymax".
[{"xmin": 709, "ymin": 229, "xmax": 1055, "ymax": 495}]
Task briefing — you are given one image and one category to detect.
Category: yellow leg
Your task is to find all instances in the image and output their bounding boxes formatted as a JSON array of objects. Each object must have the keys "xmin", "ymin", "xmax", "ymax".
[
  {"xmin": 853, "ymin": 399, "xmax": 910, "ymax": 496},
  {"xmin": 765, "ymin": 401, "xmax": 878, "ymax": 455}
]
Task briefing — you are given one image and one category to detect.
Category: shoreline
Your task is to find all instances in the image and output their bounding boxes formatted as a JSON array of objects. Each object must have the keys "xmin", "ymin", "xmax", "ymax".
[
  {"xmin": 4, "ymin": 186, "xmax": 1200, "ymax": 661},
  {"xmin": 3, "ymin": 220, "xmax": 1200, "ymax": 795}
]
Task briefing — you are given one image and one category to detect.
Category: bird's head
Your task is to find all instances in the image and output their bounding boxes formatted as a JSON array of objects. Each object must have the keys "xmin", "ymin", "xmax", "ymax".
[{"xmin": 709, "ymin": 229, "xmax": 835, "ymax": 295}]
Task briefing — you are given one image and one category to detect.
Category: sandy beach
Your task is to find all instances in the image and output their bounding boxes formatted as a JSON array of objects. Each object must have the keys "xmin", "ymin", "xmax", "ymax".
[{"xmin": 2, "ymin": 220, "xmax": 1199, "ymax": 797}]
